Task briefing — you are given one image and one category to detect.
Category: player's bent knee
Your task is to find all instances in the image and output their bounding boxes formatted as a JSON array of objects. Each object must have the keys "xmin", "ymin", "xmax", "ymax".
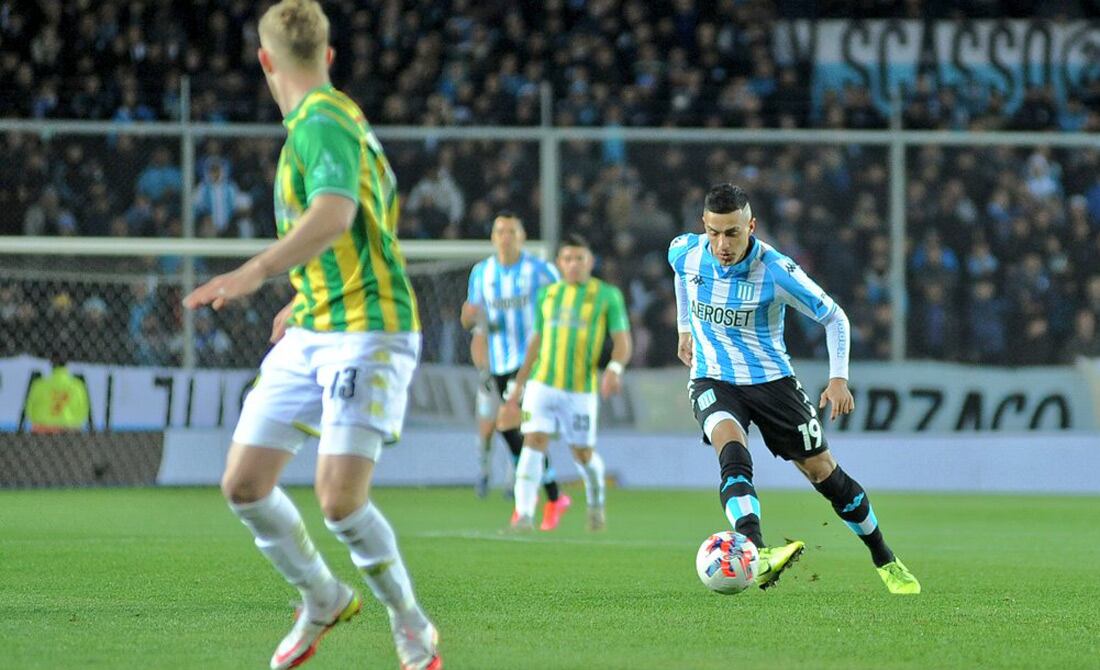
[
  {"xmin": 707, "ymin": 415, "xmax": 747, "ymax": 452},
  {"xmin": 571, "ymin": 446, "xmax": 594, "ymax": 464},
  {"xmin": 795, "ymin": 450, "xmax": 837, "ymax": 484},
  {"xmin": 220, "ymin": 473, "xmax": 273, "ymax": 504},
  {"xmin": 524, "ymin": 432, "xmax": 550, "ymax": 451},
  {"xmin": 317, "ymin": 493, "xmax": 366, "ymax": 522},
  {"xmin": 315, "ymin": 452, "xmax": 377, "ymax": 521},
  {"xmin": 220, "ymin": 442, "xmax": 290, "ymax": 503}
]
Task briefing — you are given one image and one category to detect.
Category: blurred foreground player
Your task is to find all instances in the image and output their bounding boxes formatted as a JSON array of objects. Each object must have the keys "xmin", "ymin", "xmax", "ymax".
[{"xmin": 183, "ymin": 1, "xmax": 441, "ymax": 667}]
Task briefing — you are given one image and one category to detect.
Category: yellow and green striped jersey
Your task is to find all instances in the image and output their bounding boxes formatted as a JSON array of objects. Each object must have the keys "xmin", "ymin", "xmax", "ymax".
[
  {"xmin": 276, "ymin": 83, "xmax": 419, "ymax": 332},
  {"xmin": 530, "ymin": 278, "xmax": 629, "ymax": 393}
]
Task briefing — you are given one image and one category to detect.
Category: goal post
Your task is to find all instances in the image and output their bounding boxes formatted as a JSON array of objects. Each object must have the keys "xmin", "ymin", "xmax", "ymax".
[{"xmin": 0, "ymin": 236, "xmax": 549, "ymax": 373}]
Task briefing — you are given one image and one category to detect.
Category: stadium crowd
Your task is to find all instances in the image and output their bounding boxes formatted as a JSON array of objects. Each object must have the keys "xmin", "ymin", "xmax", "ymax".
[{"xmin": 2, "ymin": 0, "xmax": 1099, "ymax": 368}]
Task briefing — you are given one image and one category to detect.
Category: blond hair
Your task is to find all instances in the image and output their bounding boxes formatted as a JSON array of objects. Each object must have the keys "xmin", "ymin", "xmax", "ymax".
[{"xmin": 258, "ymin": 0, "xmax": 330, "ymax": 68}]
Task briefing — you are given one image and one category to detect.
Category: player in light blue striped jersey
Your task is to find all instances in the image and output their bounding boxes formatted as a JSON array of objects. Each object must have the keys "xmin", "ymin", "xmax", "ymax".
[
  {"xmin": 461, "ymin": 213, "xmax": 571, "ymax": 530},
  {"xmin": 669, "ymin": 183, "xmax": 919, "ymax": 594}
]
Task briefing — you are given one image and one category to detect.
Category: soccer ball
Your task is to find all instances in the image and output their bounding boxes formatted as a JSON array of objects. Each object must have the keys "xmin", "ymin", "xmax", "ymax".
[{"xmin": 695, "ymin": 531, "xmax": 759, "ymax": 595}]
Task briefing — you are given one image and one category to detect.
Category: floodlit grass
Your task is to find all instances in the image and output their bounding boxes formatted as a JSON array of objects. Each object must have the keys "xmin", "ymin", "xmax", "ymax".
[{"xmin": 2, "ymin": 486, "xmax": 1098, "ymax": 669}]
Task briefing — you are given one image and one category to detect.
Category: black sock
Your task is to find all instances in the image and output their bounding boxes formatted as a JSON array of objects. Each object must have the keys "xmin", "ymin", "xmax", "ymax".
[
  {"xmin": 502, "ymin": 428, "xmax": 523, "ymax": 459},
  {"xmin": 543, "ymin": 474, "xmax": 560, "ymax": 503},
  {"xmin": 718, "ymin": 441, "xmax": 763, "ymax": 548},
  {"xmin": 503, "ymin": 428, "xmax": 558, "ymax": 502},
  {"xmin": 813, "ymin": 465, "xmax": 894, "ymax": 567}
]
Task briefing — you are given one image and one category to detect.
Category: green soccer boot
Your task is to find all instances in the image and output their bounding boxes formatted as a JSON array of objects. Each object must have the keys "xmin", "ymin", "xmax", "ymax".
[{"xmin": 756, "ymin": 540, "xmax": 805, "ymax": 590}]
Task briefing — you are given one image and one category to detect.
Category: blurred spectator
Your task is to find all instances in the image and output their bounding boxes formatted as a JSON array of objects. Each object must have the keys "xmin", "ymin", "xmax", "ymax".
[
  {"xmin": 1011, "ymin": 308, "xmax": 1053, "ymax": 366},
  {"xmin": 0, "ymin": 285, "xmax": 36, "ymax": 357},
  {"xmin": 965, "ymin": 236, "xmax": 999, "ymax": 280},
  {"xmin": 632, "ymin": 193, "xmax": 676, "ymax": 253},
  {"xmin": 113, "ymin": 88, "xmax": 156, "ymax": 122},
  {"xmin": 911, "ymin": 282, "xmax": 959, "ymax": 360},
  {"xmin": 406, "ymin": 163, "xmax": 464, "ymax": 236},
  {"xmin": 24, "ymin": 356, "xmax": 90, "ymax": 433},
  {"xmin": 137, "ymin": 147, "xmax": 182, "ymax": 202},
  {"xmin": 1060, "ymin": 310, "xmax": 1100, "ymax": 362},
  {"xmin": 124, "ymin": 194, "xmax": 155, "ymax": 236},
  {"xmin": 1085, "ymin": 174, "xmax": 1100, "ymax": 227},
  {"xmin": 1024, "ymin": 150, "xmax": 1062, "ymax": 201},
  {"xmin": 194, "ymin": 311, "xmax": 232, "ymax": 367},
  {"xmin": 193, "ymin": 158, "xmax": 245, "ymax": 236},
  {"xmin": 77, "ymin": 296, "xmax": 125, "ymax": 364},
  {"xmin": 133, "ymin": 311, "xmax": 177, "ymax": 366},
  {"xmin": 967, "ymin": 280, "xmax": 1007, "ymax": 364},
  {"xmin": 23, "ymin": 187, "xmax": 77, "ymax": 235}
]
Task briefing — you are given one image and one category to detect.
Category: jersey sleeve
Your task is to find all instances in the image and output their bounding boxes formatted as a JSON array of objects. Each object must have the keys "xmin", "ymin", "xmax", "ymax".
[
  {"xmin": 294, "ymin": 114, "xmax": 361, "ymax": 206},
  {"xmin": 605, "ymin": 285, "xmax": 630, "ymax": 333},
  {"xmin": 667, "ymin": 233, "xmax": 694, "ymax": 271},
  {"xmin": 673, "ymin": 274, "xmax": 691, "ymax": 333},
  {"xmin": 768, "ymin": 256, "xmax": 838, "ymax": 323},
  {"xmin": 540, "ymin": 260, "xmax": 561, "ymax": 286}
]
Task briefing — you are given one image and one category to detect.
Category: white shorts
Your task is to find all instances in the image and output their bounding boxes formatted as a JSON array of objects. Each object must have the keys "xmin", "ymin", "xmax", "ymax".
[
  {"xmin": 233, "ymin": 328, "xmax": 420, "ymax": 461},
  {"xmin": 520, "ymin": 380, "xmax": 598, "ymax": 448}
]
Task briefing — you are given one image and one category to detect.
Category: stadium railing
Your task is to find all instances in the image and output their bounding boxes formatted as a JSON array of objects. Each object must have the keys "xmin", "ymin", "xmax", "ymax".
[{"xmin": 1, "ymin": 117, "xmax": 1097, "ymax": 368}]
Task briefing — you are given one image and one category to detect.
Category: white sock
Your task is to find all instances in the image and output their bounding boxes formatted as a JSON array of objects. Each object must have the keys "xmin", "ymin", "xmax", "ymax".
[
  {"xmin": 513, "ymin": 447, "xmax": 544, "ymax": 519},
  {"xmin": 577, "ymin": 452, "xmax": 606, "ymax": 508},
  {"xmin": 326, "ymin": 501, "xmax": 422, "ymax": 620},
  {"xmin": 229, "ymin": 487, "xmax": 340, "ymax": 613}
]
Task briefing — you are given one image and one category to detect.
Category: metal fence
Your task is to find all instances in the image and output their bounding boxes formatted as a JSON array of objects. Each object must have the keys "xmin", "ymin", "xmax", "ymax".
[{"xmin": 1, "ymin": 115, "xmax": 1098, "ymax": 369}]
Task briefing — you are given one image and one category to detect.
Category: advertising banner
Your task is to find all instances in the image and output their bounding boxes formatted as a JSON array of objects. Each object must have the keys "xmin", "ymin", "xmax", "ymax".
[
  {"xmin": 1, "ymin": 357, "xmax": 1095, "ymax": 433},
  {"xmin": 772, "ymin": 19, "xmax": 1100, "ymax": 115}
]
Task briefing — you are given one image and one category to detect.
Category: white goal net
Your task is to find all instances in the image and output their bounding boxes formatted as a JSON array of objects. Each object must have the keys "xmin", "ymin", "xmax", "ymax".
[{"xmin": 0, "ymin": 238, "xmax": 547, "ymax": 370}]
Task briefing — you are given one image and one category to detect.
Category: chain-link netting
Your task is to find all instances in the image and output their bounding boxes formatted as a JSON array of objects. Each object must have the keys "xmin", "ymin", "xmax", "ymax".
[
  {"xmin": 0, "ymin": 432, "xmax": 163, "ymax": 488},
  {"xmin": 0, "ymin": 254, "xmax": 477, "ymax": 369}
]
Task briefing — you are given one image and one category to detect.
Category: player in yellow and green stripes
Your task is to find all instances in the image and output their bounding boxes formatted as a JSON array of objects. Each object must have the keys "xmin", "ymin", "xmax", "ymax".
[
  {"xmin": 274, "ymin": 80, "xmax": 419, "ymax": 334},
  {"xmin": 182, "ymin": 2, "xmax": 439, "ymax": 669},
  {"xmin": 502, "ymin": 234, "xmax": 633, "ymax": 531}
]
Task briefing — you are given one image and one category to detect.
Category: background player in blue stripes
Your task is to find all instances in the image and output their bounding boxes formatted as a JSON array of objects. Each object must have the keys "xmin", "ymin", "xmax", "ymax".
[
  {"xmin": 669, "ymin": 183, "xmax": 920, "ymax": 594},
  {"xmin": 461, "ymin": 212, "xmax": 572, "ymax": 530}
]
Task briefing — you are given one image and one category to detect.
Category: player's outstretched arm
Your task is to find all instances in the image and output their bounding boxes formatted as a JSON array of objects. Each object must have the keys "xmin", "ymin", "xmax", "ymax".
[{"xmin": 183, "ymin": 194, "xmax": 356, "ymax": 311}]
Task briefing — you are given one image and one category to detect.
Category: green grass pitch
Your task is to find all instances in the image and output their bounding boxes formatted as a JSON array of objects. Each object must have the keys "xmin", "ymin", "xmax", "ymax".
[{"xmin": 2, "ymin": 485, "xmax": 1098, "ymax": 669}]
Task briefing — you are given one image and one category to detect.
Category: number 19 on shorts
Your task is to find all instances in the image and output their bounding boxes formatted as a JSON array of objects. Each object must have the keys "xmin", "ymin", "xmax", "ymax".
[{"xmin": 797, "ymin": 418, "xmax": 822, "ymax": 451}]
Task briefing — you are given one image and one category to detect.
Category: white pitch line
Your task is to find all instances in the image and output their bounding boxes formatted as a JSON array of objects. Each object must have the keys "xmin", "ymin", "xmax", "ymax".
[{"xmin": 409, "ymin": 529, "xmax": 687, "ymax": 548}]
